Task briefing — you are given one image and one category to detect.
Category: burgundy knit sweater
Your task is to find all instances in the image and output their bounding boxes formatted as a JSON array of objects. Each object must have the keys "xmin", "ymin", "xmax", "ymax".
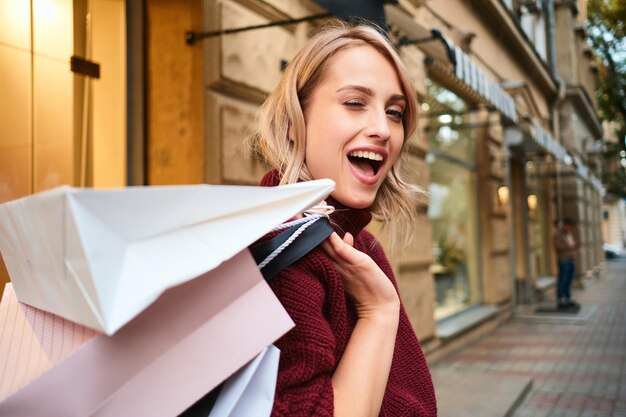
[{"xmin": 260, "ymin": 171, "xmax": 437, "ymax": 417}]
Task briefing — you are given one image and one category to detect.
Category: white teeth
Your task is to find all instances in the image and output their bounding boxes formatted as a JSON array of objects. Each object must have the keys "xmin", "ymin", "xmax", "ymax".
[{"xmin": 348, "ymin": 151, "xmax": 384, "ymax": 161}]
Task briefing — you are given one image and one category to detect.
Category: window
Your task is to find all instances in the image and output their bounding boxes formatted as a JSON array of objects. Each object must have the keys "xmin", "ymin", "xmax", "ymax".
[
  {"xmin": 424, "ymin": 80, "xmax": 481, "ymax": 320},
  {"xmin": 527, "ymin": 159, "xmax": 551, "ymax": 277}
]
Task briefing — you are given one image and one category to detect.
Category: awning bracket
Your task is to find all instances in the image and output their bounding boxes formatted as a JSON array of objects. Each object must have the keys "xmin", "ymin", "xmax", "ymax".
[
  {"xmin": 185, "ymin": 13, "xmax": 332, "ymax": 45},
  {"xmin": 396, "ymin": 29, "xmax": 456, "ymax": 66}
]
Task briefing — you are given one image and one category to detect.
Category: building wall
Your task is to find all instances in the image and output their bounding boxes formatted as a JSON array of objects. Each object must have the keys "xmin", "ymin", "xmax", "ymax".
[
  {"xmin": 424, "ymin": 0, "xmax": 554, "ymax": 121},
  {"xmin": 91, "ymin": 0, "xmax": 127, "ymax": 188},
  {"xmin": 554, "ymin": 0, "xmax": 603, "ymax": 278},
  {"xmin": 602, "ymin": 199, "xmax": 626, "ymax": 247},
  {"xmin": 121, "ymin": 0, "xmax": 602, "ymax": 358},
  {"xmin": 0, "ymin": 0, "xmax": 606, "ymax": 357},
  {"xmin": 478, "ymin": 110, "xmax": 512, "ymax": 305},
  {"xmin": 184, "ymin": 0, "xmax": 601, "ymax": 348},
  {"xmin": 0, "ymin": 0, "xmax": 126, "ymax": 296},
  {"xmin": 0, "ymin": 0, "xmax": 590, "ymax": 356},
  {"xmin": 0, "ymin": 0, "xmax": 33, "ymax": 204},
  {"xmin": 203, "ymin": 0, "xmax": 316, "ymax": 185},
  {"xmin": 421, "ymin": 0, "xmax": 558, "ymax": 310},
  {"xmin": 146, "ymin": 0, "xmax": 205, "ymax": 185},
  {"xmin": 0, "ymin": 0, "xmax": 75, "ymax": 204},
  {"xmin": 0, "ymin": 0, "xmax": 34, "ymax": 292},
  {"xmin": 555, "ymin": 3, "xmax": 579, "ymax": 84},
  {"xmin": 395, "ymin": 43, "xmax": 435, "ymax": 339}
]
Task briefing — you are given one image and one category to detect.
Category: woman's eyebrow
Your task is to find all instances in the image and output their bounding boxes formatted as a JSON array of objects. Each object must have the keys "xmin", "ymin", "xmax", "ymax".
[
  {"xmin": 336, "ymin": 85, "xmax": 406, "ymax": 102},
  {"xmin": 336, "ymin": 85, "xmax": 374, "ymax": 95},
  {"xmin": 389, "ymin": 94, "xmax": 406, "ymax": 103}
]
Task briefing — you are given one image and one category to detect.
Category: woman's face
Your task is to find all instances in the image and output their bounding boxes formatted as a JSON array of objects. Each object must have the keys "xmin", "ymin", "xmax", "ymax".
[{"xmin": 303, "ymin": 45, "xmax": 406, "ymax": 209}]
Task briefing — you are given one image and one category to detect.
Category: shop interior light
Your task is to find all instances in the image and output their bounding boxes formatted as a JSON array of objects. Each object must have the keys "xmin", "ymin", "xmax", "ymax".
[
  {"xmin": 527, "ymin": 194, "xmax": 538, "ymax": 211},
  {"xmin": 497, "ymin": 186, "xmax": 509, "ymax": 206}
]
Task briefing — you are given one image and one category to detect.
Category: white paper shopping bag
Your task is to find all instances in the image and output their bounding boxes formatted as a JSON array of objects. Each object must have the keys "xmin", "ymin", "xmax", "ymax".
[
  {"xmin": 208, "ymin": 345, "xmax": 281, "ymax": 417},
  {"xmin": 0, "ymin": 180, "xmax": 334, "ymax": 335}
]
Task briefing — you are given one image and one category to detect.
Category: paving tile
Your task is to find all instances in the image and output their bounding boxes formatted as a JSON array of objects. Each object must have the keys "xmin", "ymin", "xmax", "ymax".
[
  {"xmin": 548, "ymin": 410, "xmax": 580, "ymax": 417},
  {"xmin": 432, "ymin": 259, "xmax": 626, "ymax": 417},
  {"xmin": 431, "ymin": 368, "xmax": 531, "ymax": 417}
]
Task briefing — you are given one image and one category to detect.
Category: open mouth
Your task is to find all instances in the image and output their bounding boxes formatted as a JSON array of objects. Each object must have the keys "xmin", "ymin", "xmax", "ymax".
[{"xmin": 347, "ymin": 150, "xmax": 384, "ymax": 177}]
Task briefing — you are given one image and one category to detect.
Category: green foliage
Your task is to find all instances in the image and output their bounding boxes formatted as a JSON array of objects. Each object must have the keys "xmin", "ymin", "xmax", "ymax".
[
  {"xmin": 436, "ymin": 233, "xmax": 466, "ymax": 275},
  {"xmin": 602, "ymin": 141, "xmax": 626, "ymax": 196},
  {"xmin": 587, "ymin": 0, "xmax": 626, "ymax": 197}
]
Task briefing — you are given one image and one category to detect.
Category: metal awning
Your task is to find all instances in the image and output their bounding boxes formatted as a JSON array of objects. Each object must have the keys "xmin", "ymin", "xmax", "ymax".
[
  {"xmin": 532, "ymin": 121, "xmax": 568, "ymax": 163},
  {"xmin": 385, "ymin": 5, "xmax": 517, "ymax": 123},
  {"xmin": 590, "ymin": 174, "xmax": 604, "ymax": 195},
  {"xmin": 547, "ymin": 140, "xmax": 604, "ymax": 195},
  {"xmin": 453, "ymin": 47, "xmax": 517, "ymax": 123},
  {"xmin": 572, "ymin": 155, "xmax": 589, "ymax": 181},
  {"xmin": 385, "ymin": 5, "xmax": 453, "ymax": 67}
]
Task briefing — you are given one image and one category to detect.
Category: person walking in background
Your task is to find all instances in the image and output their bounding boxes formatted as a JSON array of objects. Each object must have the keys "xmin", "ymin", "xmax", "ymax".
[{"xmin": 554, "ymin": 218, "xmax": 580, "ymax": 310}]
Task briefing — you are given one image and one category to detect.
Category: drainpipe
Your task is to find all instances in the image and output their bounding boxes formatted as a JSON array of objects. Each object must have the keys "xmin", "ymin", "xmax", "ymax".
[
  {"xmin": 545, "ymin": 0, "xmax": 572, "ymax": 292},
  {"xmin": 504, "ymin": 144, "xmax": 517, "ymax": 314},
  {"xmin": 545, "ymin": 0, "xmax": 557, "ymax": 75},
  {"xmin": 521, "ymin": 162, "xmax": 535, "ymax": 304},
  {"xmin": 545, "ymin": 0, "xmax": 566, "ymax": 221}
]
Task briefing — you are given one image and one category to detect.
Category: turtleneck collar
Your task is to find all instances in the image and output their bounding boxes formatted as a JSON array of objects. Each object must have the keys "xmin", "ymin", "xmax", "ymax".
[{"xmin": 260, "ymin": 170, "xmax": 372, "ymax": 237}]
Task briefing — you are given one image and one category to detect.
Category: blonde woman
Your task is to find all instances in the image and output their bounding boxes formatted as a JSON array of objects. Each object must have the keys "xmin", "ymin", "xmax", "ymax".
[{"xmin": 251, "ymin": 20, "xmax": 437, "ymax": 417}]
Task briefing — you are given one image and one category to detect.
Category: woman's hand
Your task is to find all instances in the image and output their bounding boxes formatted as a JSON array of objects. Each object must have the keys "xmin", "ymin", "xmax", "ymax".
[
  {"xmin": 322, "ymin": 232, "xmax": 399, "ymax": 319},
  {"xmin": 323, "ymin": 232, "xmax": 400, "ymax": 417}
]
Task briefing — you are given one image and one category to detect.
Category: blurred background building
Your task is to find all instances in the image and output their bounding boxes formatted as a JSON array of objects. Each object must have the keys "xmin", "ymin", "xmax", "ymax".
[{"xmin": 0, "ymin": 0, "xmax": 609, "ymax": 360}]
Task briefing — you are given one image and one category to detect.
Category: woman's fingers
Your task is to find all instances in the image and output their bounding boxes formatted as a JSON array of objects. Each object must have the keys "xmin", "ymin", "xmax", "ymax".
[
  {"xmin": 321, "ymin": 231, "xmax": 399, "ymax": 317},
  {"xmin": 321, "ymin": 233, "xmax": 342, "ymax": 262},
  {"xmin": 325, "ymin": 232, "xmax": 360, "ymax": 264}
]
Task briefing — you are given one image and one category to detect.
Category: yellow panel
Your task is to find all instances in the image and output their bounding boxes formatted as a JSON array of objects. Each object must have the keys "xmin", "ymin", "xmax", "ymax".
[
  {"xmin": 147, "ymin": 0, "xmax": 204, "ymax": 185},
  {"xmin": 33, "ymin": 55, "xmax": 73, "ymax": 147},
  {"xmin": 34, "ymin": 141, "xmax": 73, "ymax": 191},
  {"xmin": 33, "ymin": 0, "xmax": 73, "ymax": 59},
  {"xmin": 0, "ymin": 45, "xmax": 31, "ymax": 149},
  {"xmin": 33, "ymin": 55, "xmax": 74, "ymax": 191},
  {"xmin": 0, "ymin": 0, "xmax": 31, "ymax": 49},
  {"xmin": 0, "ymin": 145, "xmax": 31, "ymax": 203},
  {"xmin": 92, "ymin": 0, "xmax": 126, "ymax": 188}
]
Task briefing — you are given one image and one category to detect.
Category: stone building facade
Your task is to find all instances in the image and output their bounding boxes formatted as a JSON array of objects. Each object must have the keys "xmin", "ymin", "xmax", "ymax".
[
  {"xmin": 141, "ymin": 0, "xmax": 604, "ymax": 358},
  {"xmin": 0, "ymin": 0, "xmax": 604, "ymax": 360}
]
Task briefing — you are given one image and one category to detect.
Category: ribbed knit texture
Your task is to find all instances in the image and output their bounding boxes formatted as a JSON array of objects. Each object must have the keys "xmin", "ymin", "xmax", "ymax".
[{"xmin": 260, "ymin": 171, "xmax": 437, "ymax": 417}]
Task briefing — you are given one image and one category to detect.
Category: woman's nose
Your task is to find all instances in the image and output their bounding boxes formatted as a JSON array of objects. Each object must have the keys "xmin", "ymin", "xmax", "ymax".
[{"xmin": 364, "ymin": 108, "xmax": 391, "ymax": 141}]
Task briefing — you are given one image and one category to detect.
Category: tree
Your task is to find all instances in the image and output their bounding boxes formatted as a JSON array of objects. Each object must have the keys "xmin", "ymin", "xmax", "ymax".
[{"xmin": 587, "ymin": 0, "xmax": 626, "ymax": 197}]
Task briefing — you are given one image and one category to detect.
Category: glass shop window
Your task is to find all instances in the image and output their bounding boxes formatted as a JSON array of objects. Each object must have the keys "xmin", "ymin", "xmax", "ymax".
[
  {"xmin": 526, "ymin": 159, "xmax": 551, "ymax": 278},
  {"xmin": 424, "ymin": 79, "xmax": 482, "ymax": 320}
]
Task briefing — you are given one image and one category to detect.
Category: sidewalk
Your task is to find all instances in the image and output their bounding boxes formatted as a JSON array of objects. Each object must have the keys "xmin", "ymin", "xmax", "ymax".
[{"xmin": 430, "ymin": 258, "xmax": 626, "ymax": 417}]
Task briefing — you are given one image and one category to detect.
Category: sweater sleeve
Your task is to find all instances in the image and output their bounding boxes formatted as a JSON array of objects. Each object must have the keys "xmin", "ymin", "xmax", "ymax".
[
  {"xmin": 358, "ymin": 231, "xmax": 438, "ymax": 417},
  {"xmin": 268, "ymin": 263, "xmax": 336, "ymax": 417}
]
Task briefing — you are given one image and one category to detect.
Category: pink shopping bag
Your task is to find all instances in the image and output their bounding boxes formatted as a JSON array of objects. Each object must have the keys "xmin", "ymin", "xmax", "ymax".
[{"xmin": 0, "ymin": 249, "xmax": 293, "ymax": 417}]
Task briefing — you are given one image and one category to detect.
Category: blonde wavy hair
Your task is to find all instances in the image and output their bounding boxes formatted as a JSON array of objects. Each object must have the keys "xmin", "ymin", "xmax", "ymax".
[{"xmin": 249, "ymin": 20, "xmax": 422, "ymax": 240}]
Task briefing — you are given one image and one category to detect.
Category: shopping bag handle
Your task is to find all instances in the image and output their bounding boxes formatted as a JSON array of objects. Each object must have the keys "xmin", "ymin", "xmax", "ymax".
[
  {"xmin": 251, "ymin": 216, "xmax": 334, "ymax": 282},
  {"xmin": 181, "ymin": 216, "xmax": 333, "ymax": 417}
]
